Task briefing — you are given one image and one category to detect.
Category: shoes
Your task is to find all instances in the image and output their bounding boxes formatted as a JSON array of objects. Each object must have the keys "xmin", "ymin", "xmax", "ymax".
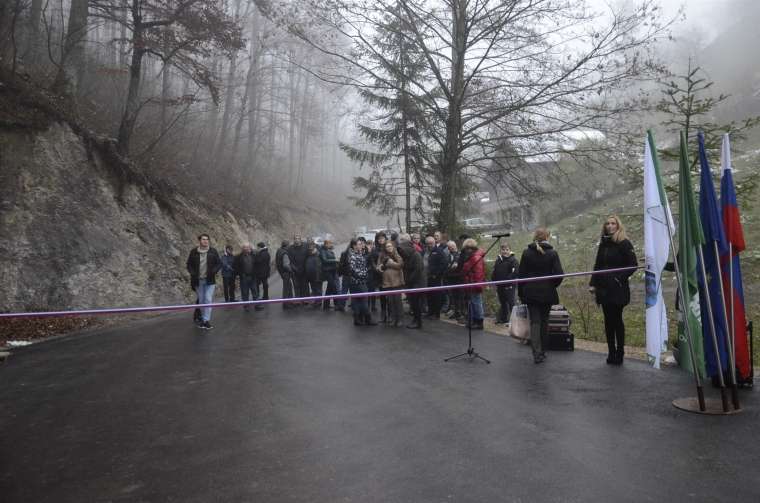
[
  {"xmin": 606, "ymin": 352, "xmax": 615, "ymax": 364},
  {"xmin": 448, "ymin": 312, "xmax": 459, "ymax": 320},
  {"xmin": 364, "ymin": 314, "xmax": 378, "ymax": 326},
  {"xmin": 533, "ymin": 352, "xmax": 546, "ymax": 364},
  {"xmin": 335, "ymin": 306, "xmax": 345, "ymax": 312},
  {"xmin": 201, "ymin": 321, "xmax": 213, "ymax": 330},
  {"xmin": 614, "ymin": 350, "xmax": 624, "ymax": 365},
  {"xmin": 406, "ymin": 322, "xmax": 422, "ymax": 329}
]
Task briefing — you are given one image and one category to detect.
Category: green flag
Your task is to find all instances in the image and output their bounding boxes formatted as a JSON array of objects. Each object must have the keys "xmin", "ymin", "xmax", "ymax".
[{"xmin": 677, "ymin": 131, "xmax": 706, "ymax": 378}]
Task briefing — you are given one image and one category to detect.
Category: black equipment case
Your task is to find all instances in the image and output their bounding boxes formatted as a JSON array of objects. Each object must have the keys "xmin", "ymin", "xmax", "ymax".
[{"xmin": 545, "ymin": 304, "xmax": 574, "ymax": 351}]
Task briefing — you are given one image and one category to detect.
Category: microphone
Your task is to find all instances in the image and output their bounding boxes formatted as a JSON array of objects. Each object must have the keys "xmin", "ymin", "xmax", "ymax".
[{"xmin": 487, "ymin": 232, "xmax": 511, "ymax": 238}]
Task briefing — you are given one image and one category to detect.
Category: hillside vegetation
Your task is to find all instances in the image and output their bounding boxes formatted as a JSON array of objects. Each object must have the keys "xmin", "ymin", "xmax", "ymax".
[{"xmin": 484, "ymin": 185, "xmax": 759, "ymax": 363}]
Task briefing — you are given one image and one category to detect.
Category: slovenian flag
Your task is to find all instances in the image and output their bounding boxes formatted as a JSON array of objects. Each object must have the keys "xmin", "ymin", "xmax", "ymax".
[
  {"xmin": 697, "ymin": 132, "xmax": 730, "ymax": 378},
  {"xmin": 720, "ymin": 134, "xmax": 751, "ymax": 379}
]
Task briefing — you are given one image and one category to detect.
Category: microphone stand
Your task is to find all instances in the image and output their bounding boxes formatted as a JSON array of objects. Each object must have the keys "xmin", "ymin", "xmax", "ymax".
[{"xmin": 445, "ymin": 236, "xmax": 505, "ymax": 364}]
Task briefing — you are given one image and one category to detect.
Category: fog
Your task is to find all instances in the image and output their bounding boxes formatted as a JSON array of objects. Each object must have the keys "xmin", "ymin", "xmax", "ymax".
[{"xmin": 1, "ymin": 0, "xmax": 758, "ymax": 232}]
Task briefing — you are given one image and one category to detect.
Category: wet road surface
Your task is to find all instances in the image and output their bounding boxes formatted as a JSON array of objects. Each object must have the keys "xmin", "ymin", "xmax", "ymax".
[{"xmin": 1, "ymin": 297, "xmax": 758, "ymax": 502}]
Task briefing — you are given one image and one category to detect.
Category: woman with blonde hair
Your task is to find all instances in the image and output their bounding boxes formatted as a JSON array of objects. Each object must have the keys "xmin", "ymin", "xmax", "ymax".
[
  {"xmin": 517, "ymin": 228, "xmax": 564, "ymax": 363},
  {"xmin": 589, "ymin": 215, "xmax": 637, "ymax": 364}
]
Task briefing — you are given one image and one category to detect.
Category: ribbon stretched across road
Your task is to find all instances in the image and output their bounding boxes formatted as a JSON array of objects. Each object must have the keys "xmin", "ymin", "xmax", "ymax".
[{"xmin": 0, "ymin": 266, "xmax": 642, "ymax": 319}]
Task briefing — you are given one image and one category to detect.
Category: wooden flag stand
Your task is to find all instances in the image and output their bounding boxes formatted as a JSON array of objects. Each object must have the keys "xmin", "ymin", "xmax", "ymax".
[{"xmin": 672, "ymin": 396, "xmax": 741, "ymax": 415}]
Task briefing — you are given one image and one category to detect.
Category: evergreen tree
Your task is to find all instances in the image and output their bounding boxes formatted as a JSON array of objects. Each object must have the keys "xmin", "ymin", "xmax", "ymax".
[
  {"xmin": 656, "ymin": 61, "xmax": 760, "ymax": 204},
  {"xmin": 340, "ymin": 4, "xmax": 434, "ymax": 231}
]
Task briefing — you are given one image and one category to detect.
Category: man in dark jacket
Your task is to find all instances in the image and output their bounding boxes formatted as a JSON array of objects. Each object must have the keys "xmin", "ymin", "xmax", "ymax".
[
  {"xmin": 304, "ymin": 241, "xmax": 323, "ymax": 308},
  {"xmin": 492, "ymin": 243, "xmax": 519, "ymax": 324},
  {"xmin": 444, "ymin": 241, "xmax": 464, "ymax": 320},
  {"xmin": 186, "ymin": 233, "xmax": 222, "ymax": 329},
  {"xmin": 424, "ymin": 235, "xmax": 448, "ymax": 319},
  {"xmin": 234, "ymin": 243, "xmax": 258, "ymax": 311},
  {"xmin": 288, "ymin": 236, "xmax": 309, "ymax": 304},
  {"xmin": 320, "ymin": 239, "xmax": 340, "ymax": 310},
  {"xmin": 275, "ymin": 240, "xmax": 294, "ymax": 309},
  {"xmin": 398, "ymin": 234, "xmax": 425, "ymax": 329},
  {"xmin": 221, "ymin": 245, "xmax": 237, "ymax": 302},
  {"xmin": 336, "ymin": 244, "xmax": 351, "ymax": 311},
  {"xmin": 254, "ymin": 242, "xmax": 271, "ymax": 309}
]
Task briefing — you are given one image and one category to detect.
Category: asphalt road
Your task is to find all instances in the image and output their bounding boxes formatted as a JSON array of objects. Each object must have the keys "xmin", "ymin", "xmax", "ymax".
[{"xmin": 1, "ymin": 291, "xmax": 758, "ymax": 502}]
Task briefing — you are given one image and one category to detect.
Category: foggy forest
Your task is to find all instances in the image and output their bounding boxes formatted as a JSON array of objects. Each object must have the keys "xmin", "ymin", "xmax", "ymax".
[{"xmin": 4, "ymin": 0, "xmax": 758, "ymax": 234}]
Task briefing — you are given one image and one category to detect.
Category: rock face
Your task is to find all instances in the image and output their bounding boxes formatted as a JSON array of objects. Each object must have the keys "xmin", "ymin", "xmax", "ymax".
[{"xmin": 0, "ymin": 96, "xmax": 343, "ymax": 312}]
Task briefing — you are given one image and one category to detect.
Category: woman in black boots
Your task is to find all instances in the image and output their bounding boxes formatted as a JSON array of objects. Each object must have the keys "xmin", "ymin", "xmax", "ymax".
[
  {"xmin": 589, "ymin": 215, "xmax": 638, "ymax": 365},
  {"xmin": 518, "ymin": 228, "xmax": 564, "ymax": 364}
]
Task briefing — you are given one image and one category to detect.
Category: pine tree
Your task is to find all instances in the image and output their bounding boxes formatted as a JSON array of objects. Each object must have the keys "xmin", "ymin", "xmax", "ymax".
[{"xmin": 340, "ymin": 4, "xmax": 434, "ymax": 232}]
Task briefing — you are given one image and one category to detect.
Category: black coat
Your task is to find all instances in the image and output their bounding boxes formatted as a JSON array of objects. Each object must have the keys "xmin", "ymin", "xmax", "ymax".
[
  {"xmin": 253, "ymin": 248, "xmax": 271, "ymax": 279},
  {"xmin": 492, "ymin": 254, "xmax": 518, "ymax": 288},
  {"xmin": 233, "ymin": 251, "xmax": 256, "ymax": 277},
  {"xmin": 186, "ymin": 247, "xmax": 222, "ymax": 288},
  {"xmin": 338, "ymin": 249, "xmax": 351, "ymax": 277},
  {"xmin": 399, "ymin": 241, "xmax": 426, "ymax": 288},
  {"xmin": 590, "ymin": 236, "xmax": 637, "ymax": 306},
  {"xmin": 275, "ymin": 247, "xmax": 291, "ymax": 275},
  {"xmin": 425, "ymin": 246, "xmax": 448, "ymax": 278},
  {"xmin": 517, "ymin": 242, "xmax": 563, "ymax": 305},
  {"xmin": 304, "ymin": 252, "xmax": 322, "ymax": 282},
  {"xmin": 288, "ymin": 243, "xmax": 308, "ymax": 276}
]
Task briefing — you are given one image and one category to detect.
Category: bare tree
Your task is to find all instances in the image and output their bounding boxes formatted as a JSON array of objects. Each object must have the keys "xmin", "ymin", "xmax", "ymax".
[
  {"xmin": 90, "ymin": 0, "xmax": 244, "ymax": 155},
  {"xmin": 261, "ymin": 0, "xmax": 672, "ymax": 231}
]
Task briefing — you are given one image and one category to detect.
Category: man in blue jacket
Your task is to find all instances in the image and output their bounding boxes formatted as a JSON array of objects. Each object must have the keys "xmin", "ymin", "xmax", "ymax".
[{"xmin": 221, "ymin": 245, "xmax": 237, "ymax": 302}]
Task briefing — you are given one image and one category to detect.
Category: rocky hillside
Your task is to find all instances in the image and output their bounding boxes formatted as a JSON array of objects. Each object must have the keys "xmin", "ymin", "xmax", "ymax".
[{"xmin": 0, "ymin": 81, "xmax": 349, "ymax": 313}]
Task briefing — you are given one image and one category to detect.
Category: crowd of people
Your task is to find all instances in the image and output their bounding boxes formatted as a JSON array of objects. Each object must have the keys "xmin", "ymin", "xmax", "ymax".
[{"xmin": 185, "ymin": 215, "xmax": 637, "ymax": 365}]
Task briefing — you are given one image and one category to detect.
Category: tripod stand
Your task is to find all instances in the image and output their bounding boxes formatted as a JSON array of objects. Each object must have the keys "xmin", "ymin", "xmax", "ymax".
[{"xmin": 444, "ymin": 236, "xmax": 503, "ymax": 364}]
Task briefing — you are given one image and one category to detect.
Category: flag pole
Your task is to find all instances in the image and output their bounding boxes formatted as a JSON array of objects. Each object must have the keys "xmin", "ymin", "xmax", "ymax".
[
  {"xmin": 729, "ymin": 243, "xmax": 738, "ymax": 388},
  {"xmin": 668, "ymin": 233, "xmax": 706, "ymax": 411},
  {"xmin": 697, "ymin": 247, "xmax": 729, "ymax": 412},
  {"xmin": 715, "ymin": 241, "xmax": 740, "ymax": 409},
  {"xmin": 648, "ymin": 131, "xmax": 705, "ymax": 411}
]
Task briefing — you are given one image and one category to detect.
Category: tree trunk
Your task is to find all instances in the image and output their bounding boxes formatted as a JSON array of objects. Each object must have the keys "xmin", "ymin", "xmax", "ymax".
[
  {"xmin": 119, "ymin": 0, "xmax": 127, "ymax": 67},
  {"xmin": 116, "ymin": 0, "xmax": 145, "ymax": 156},
  {"xmin": 268, "ymin": 51, "xmax": 276, "ymax": 162},
  {"xmin": 212, "ymin": 0, "xmax": 242, "ymax": 166},
  {"xmin": 230, "ymin": 76, "xmax": 249, "ymax": 170},
  {"xmin": 159, "ymin": 22, "xmax": 173, "ymax": 131},
  {"xmin": 436, "ymin": 0, "xmax": 466, "ymax": 233},
  {"xmin": 52, "ymin": 0, "xmax": 89, "ymax": 96},
  {"xmin": 203, "ymin": 58, "xmax": 221, "ymax": 165},
  {"xmin": 0, "ymin": 0, "xmax": 20, "ymax": 71},
  {"xmin": 25, "ymin": 0, "xmax": 42, "ymax": 63},
  {"xmin": 245, "ymin": 5, "xmax": 261, "ymax": 170},
  {"xmin": 287, "ymin": 49, "xmax": 302, "ymax": 194}
]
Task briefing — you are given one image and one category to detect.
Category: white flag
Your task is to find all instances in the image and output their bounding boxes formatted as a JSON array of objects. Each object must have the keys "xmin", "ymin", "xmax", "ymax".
[{"xmin": 644, "ymin": 132, "xmax": 675, "ymax": 368}]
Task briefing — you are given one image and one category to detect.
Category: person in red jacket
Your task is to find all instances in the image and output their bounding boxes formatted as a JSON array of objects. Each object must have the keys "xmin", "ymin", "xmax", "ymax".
[{"xmin": 461, "ymin": 238, "xmax": 486, "ymax": 330}]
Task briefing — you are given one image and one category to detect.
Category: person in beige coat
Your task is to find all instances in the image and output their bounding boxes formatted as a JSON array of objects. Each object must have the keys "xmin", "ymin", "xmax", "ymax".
[{"xmin": 377, "ymin": 241, "xmax": 405, "ymax": 327}]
